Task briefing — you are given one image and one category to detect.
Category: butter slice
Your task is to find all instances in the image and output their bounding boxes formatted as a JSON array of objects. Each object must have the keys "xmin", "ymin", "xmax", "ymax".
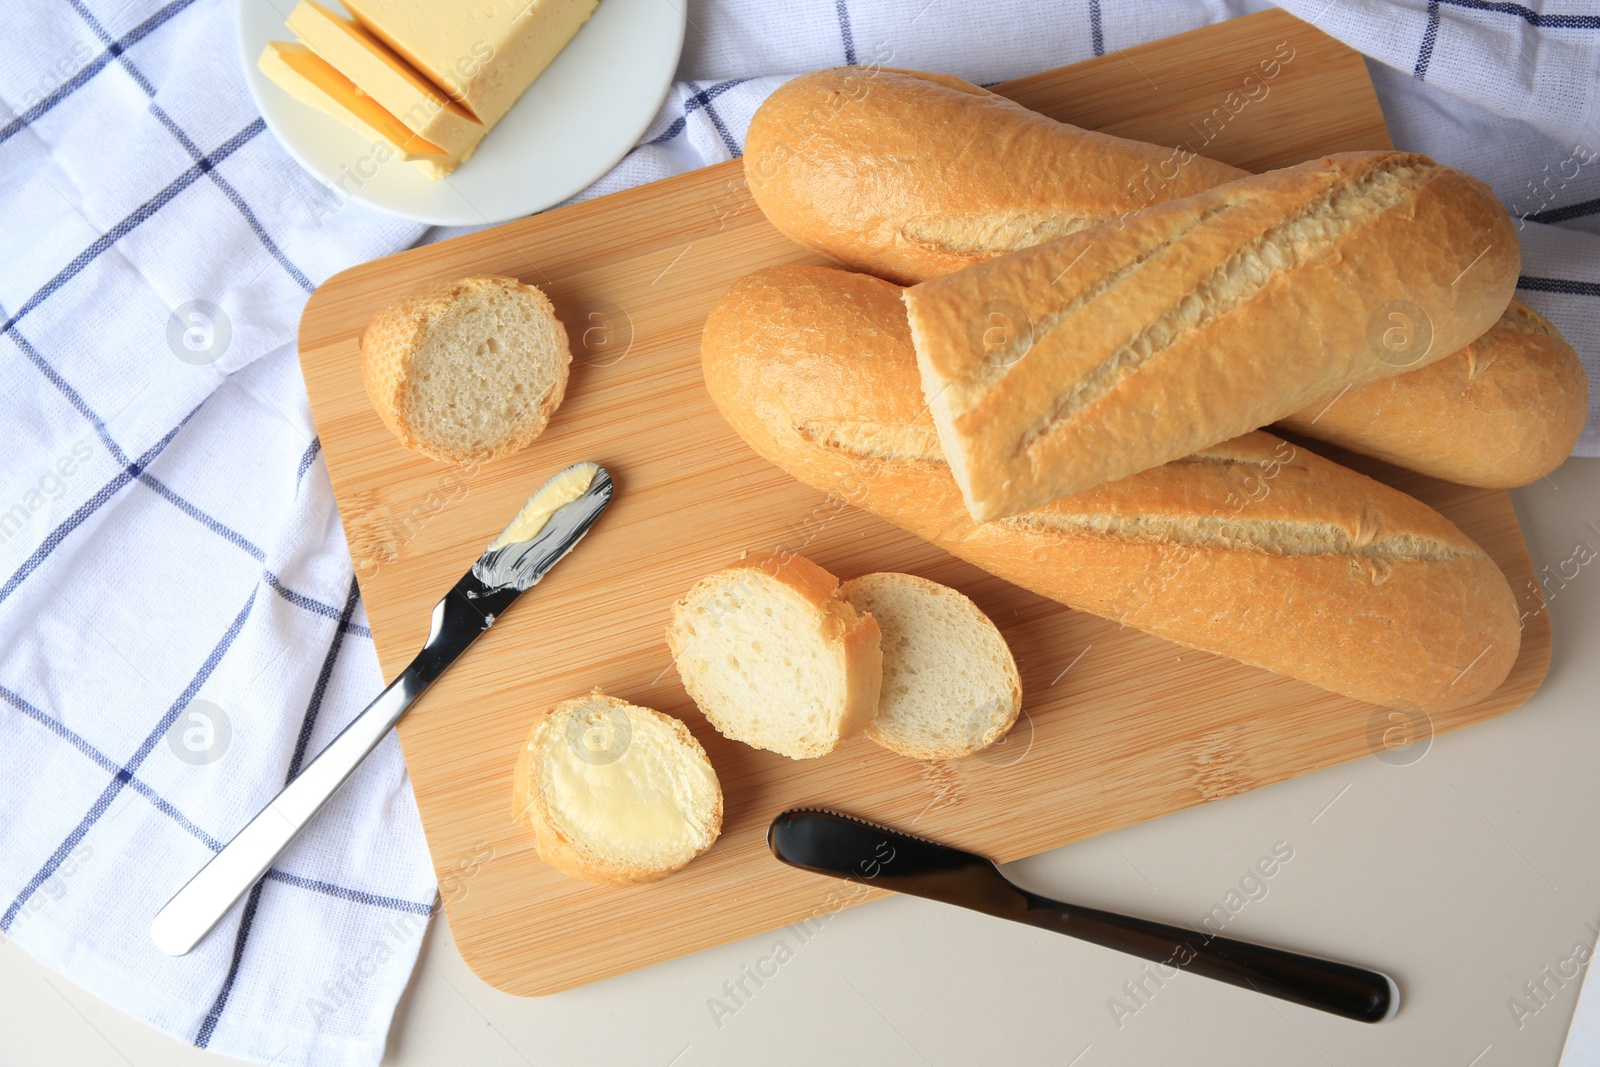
[
  {"xmin": 257, "ymin": 41, "xmax": 450, "ymax": 167},
  {"xmin": 339, "ymin": 0, "xmax": 602, "ymax": 126},
  {"xmin": 286, "ymin": 0, "xmax": 485, "ymax": 164},
  {"xmin": 488, "ymin": 462, "xmax": 597, "ymax": 550}
]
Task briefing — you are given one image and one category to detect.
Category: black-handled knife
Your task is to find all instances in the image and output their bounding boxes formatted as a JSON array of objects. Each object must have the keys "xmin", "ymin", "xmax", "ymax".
[{"xmin": 769, "ymin": 808, "xmax": 1398, "ymax": 1023}]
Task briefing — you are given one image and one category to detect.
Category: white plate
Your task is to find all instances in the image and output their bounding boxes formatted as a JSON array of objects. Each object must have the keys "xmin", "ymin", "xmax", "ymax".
[{"xmin": 237, "ymin": 0, "xmax": 685, "ymax": 226}]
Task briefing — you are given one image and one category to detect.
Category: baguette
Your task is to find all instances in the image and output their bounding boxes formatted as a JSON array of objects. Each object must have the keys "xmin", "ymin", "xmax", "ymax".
[
  {"xmin": 903, "ymin": 151, "xmax": 1520, "ymax": 519},
  {"xmin": 701, "ymin": 265, "xmax": 1520, "ymax": 714},
  {"xmin": 744, "ymin": 67, "xmax": 1245, "ymax": 286},
  {"xmin": 746, "ymin": 68, "xmax": 1584, "ymax": 489}
]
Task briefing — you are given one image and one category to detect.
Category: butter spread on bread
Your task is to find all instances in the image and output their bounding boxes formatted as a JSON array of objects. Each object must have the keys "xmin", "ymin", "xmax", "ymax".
[{"xmin": 513, "ymin": 691, "xmax": 722, "ymax": 885}]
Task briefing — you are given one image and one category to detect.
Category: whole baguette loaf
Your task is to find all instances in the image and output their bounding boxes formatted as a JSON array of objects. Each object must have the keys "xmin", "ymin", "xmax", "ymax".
[
  {"xmin": 701, "ymin": 264, "xmax": 1521, "ymax": 714},
  {"xmin": 904, "ymin": 151, "xmax": 1520, "ymax": 520},
  {"xmin": 746, "ymin": 68, "xmax": 1585, "ymax": 489}
]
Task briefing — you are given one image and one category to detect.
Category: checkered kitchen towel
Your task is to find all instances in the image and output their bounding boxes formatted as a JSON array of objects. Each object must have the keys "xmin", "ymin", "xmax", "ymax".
[{"xmin": 1, "ymin": 2, "xmax": 1596, "ymax": 1065}]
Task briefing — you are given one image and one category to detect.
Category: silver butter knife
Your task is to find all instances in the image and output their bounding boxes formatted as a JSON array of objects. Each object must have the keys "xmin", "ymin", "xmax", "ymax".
[{"xmin": 151, "ymin": 462, "xmax": 613, "ymax": 956}]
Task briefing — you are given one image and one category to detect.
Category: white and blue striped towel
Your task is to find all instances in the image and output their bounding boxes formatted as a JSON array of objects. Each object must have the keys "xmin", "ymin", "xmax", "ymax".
[{"xmin": 1, "ymin": 2, "xmax": 1596, "ymax": 1065}]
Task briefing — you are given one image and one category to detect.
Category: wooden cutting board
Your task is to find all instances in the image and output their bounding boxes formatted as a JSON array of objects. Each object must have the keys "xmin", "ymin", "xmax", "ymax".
[{"xmin": 298, "ymin": 8, "xmax": 1552, "ymax": 997}]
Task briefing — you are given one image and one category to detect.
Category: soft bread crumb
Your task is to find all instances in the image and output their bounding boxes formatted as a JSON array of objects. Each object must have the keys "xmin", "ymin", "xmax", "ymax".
[
  {"xmin": 841, "ymin": 573, "xmax": 1021, "ymax": 760},
  {"xmin": 666, "ymin": 553, "xmax": 882, "ymax": 760},
  {"xmin": 512, "ymin": 690, "xmax": 722, "ymax": 886},
  {"xmin": 361, "ymin": 275, "xmax": 572, "ymax": 464}
]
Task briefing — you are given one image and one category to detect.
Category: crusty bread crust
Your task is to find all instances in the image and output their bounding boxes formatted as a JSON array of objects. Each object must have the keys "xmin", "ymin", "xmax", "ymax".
[
  {"xmin": 746, "ymin": 70, "xmax": 1582, "ymax": 490},
  {"xmin": 512, "ymin": 691, "xmax": 723, "ymax": 886},
  {"xmin": 736, "ymin": 553, "xmax": 885, "ymax": 751},
  {"xmin": 667, "ymin": 552, "xmax": 882, "ymax": 759},
  {"xmin": 903, "ymin": 151, "xmax": 1521, "ymax": 520},
  {"xmin": 1277, "ymin": 299, "xmax": 1589, "ymax": 487},
  {"xmin": 361, "ymin": 274, "xmax": 570, "ymax": 464},
  {"xmin": 744, "ymin": 67, "xmax": 1243, "ymax": 286},
  {"xmin": 701, "ymin": 265, "xmax": 1521, "ymax": 714}
]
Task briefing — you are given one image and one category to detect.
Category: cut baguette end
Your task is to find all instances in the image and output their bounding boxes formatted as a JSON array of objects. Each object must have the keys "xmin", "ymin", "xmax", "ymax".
[
  {"xmin": 513, "ymin": 690, "xmax": 722, "ymax": 886},
  {"xmin": 667, "ymin": 553, "xmax": 882, "ymax": 760},
  {"xmin": 841, "ymin": 572, "xmax": 1022, "ymax": 760}
]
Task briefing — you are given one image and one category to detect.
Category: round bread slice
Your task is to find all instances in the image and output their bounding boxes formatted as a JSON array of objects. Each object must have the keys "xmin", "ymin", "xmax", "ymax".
[
  {"xmin": 666, "ymin": 552, "xmax": 882, "ymax": 760},
  {"xmin": 512, "ymin": 690, "xmax": 722, "ymax": 885},
  {"xmin": 840, "ymin": 572, "xmax": 1021, "ymax": 760},
  {"xmin": 361, "ymin": 274, "xmax": 571, "ymax": 464}
]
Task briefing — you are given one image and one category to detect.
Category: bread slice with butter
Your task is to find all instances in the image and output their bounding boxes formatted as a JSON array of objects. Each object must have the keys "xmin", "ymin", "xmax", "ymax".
[
  {"xmin": 513, "ymin": 691, "xmax": 723, "ymax": 886},
  {"xmin": 840, "ymin": 573, "xmax": 1021, "ymax": 761},
  {"xmin": 667, "ymin": 553, "xmax": 883, "ymax": 760},
  {"xmin": 361, "ymin": 275, "xmax": 571, "ymax": 464}
]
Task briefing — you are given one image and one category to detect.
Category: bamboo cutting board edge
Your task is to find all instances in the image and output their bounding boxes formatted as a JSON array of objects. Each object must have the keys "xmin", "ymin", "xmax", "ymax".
[{"xmin": 298, "ymin": 9, "xmax": 1553, "ymax": 998}]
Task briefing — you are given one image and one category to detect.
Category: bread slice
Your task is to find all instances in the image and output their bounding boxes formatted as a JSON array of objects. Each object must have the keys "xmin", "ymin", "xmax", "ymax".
[
  {"xmin": 667, "ymin": 553, "xmax": 882, "ymax": 760},
  {"xmin": 840, "ymin": 573, "xmax": 1021, "ymax": 760},
  {"xmin": 512, "ymin": 690, "xmax": 722, "ymax": 885},
  {"xmin": 361, "ymin": 275, "xmax": 571, "ymax": 464}
]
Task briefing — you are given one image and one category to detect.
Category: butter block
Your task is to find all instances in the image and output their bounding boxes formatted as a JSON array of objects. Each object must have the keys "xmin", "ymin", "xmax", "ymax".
[
  {"xmin": 286, "ymin": 0, "xmax": 485, "ymax": 162},
  {"xmin": 338, "ymin": 0, "xmax": 602, "ymax": 126},
  {"xmin": 258, "ymin": 41, "xmax": 452, "ymax": 170}
]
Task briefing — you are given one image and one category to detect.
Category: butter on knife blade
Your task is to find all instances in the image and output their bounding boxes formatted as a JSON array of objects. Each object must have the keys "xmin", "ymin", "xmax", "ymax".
[
  {"xmin": 472, "ymin": 462, "xmax": 608, "ymax": 591},
  {"xmin": 489, "ymin": 461, "xmax": 599, "ymax": 548}
]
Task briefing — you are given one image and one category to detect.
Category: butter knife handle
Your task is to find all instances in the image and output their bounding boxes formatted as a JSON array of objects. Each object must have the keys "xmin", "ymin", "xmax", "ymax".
[
  {"xmin": 1018, "ymin": 893, "xmax": 1399, "ymax": 1023},
  {"xmin": 150, "ymin": 582, "xmax": 516, "ymax": 955},
  {"xmin": 150, "ymin": 667, "xmax": 421, "ymax": 957}
]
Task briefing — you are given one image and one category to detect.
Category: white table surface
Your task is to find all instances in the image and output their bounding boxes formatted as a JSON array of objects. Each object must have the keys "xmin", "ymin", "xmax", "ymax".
[{"xmin": 5, "ymin": 457, "xmax": 1598, "ymax": 1067}]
